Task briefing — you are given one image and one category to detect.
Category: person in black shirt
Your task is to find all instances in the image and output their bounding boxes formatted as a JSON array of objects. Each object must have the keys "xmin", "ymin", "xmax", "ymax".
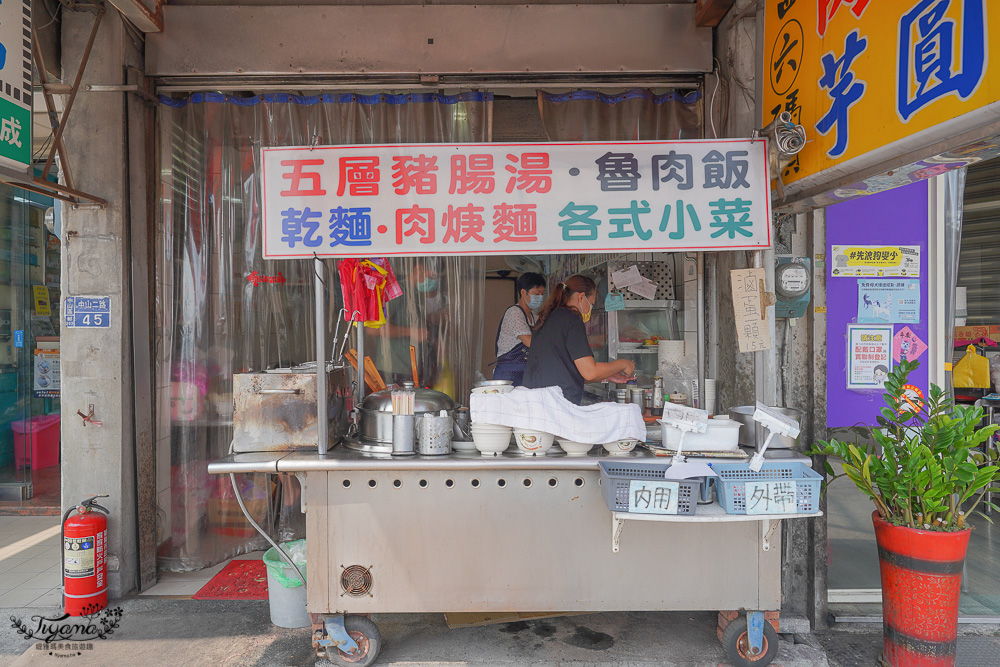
[{"xmin": 523, "ymin": 274, "xmax": 635, "ymax": 404}]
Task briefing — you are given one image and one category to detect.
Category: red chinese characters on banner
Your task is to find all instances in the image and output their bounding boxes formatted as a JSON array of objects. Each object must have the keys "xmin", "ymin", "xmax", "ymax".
[
  {"xmin": 395, "ymin": 205, "xmax": 435, "ymax": 244},
  {"xmin": 443, "ymin": 204, "xmax": 486, "ymax": 243},
  {"xmin": 817, "ymin": 0, "xmax": 871, "ymax": 37},
  {"xmin": 280, "ymin": 159, "xmax": 327, "ymax": 197},
  {"xmin": 337, "ymin": 157, "xmax": 380, "ymax": 196},
  {"xmin": 450, "ymin": 154, "xmax": 495, "ymax": 194},
  {"xmin": 505, "ymin": 153, "xmax": 552, "ymax": 194},
  {"xmin": 391, "ymin": 155, "xmax": 438, "ymax": 195}
]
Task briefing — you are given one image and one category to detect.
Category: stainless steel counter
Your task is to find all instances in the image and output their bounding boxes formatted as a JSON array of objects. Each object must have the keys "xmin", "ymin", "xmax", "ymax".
[{"xmin": 207, "ymin": 444, "xmax": 809, "ymax": 474}]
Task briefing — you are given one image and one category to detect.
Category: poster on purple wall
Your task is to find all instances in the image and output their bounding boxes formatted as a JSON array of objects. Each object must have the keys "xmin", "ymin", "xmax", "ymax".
[{"xmin": 826, "ymin": 180, "xmax": 929, "ymax": 428}]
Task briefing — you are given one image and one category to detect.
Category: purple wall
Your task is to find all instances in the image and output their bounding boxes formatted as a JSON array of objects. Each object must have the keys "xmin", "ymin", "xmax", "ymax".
[{"xmin": 826, "ymin": 181, "xmax": 929, "ymax": 428}]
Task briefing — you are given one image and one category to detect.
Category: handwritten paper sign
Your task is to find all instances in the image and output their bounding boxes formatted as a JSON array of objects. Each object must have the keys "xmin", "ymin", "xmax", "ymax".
[
  {"xmin": 261, "ymin": 139, "xmax": 772, "ymax": 258},
  {"xmin": 628, "ymin": 480, "xmax": 680, "ymax": 515},
  {"xmin": 731, "ymin": 268, "xmax": 772, "ymax": 353},
  {"xmin": 744, "ymin": 481, "xmax": 798, "ymax": 515}
]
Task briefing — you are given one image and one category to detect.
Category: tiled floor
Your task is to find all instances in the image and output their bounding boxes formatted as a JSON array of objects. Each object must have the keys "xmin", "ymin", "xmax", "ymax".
[
  {"xmin": 140, "ymin": 552, "xmax": 264, "ymax": 597},
  {"xmin": 0, "ymin": 515, "xmax": 62, "ymax": 607}
]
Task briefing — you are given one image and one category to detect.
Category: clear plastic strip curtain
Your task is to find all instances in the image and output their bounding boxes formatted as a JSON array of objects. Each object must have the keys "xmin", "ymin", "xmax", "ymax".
[
  {"xmin": 537, "ymin": 89, "xmax": 703, "ymax": 142},
  {"xmin": 156, "ymin": 92, "xmax": 490, "ymax": 570}
]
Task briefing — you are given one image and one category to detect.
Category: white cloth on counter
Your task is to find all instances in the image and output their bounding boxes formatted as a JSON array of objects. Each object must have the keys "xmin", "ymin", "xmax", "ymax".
[{"xmin": 470, "ymin": 386, "xmax": 646, "ymax": 444}]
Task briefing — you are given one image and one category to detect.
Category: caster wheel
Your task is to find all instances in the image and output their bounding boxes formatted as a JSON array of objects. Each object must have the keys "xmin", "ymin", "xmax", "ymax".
[
  {"xmin": 319, "ymin": 616, "xmax": 382, "ymax": 666},
  {"xmin": 720, "ymin": 615, "xmax": 778, "ymax": 667}
]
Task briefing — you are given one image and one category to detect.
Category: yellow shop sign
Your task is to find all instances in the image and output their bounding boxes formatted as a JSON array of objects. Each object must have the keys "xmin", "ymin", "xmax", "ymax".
[{"xmin": 764, "ymin": 0, "xmax": 999, "ymax": 185}]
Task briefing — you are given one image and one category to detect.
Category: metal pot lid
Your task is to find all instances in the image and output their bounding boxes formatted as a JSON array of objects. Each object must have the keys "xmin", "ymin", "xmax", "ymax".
[{"xmin": 360, "ymin": 381, "xmax": 459, "ymax": 413}]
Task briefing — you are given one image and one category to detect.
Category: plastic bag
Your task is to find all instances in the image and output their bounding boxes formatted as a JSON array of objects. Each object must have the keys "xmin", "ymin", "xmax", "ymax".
[
  {"xmin": 954, "ymin": 345, "xmax": 990, "ymax": 388},
  {"xmin": 263, "ymin": 539, "xmax": 307, "ymax": 588}
]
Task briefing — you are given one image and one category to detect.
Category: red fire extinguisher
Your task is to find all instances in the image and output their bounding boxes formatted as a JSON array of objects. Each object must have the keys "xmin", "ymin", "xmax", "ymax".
[{"xmin": 62, "ymin": 495, "xmax": 110, "ymax": 617}]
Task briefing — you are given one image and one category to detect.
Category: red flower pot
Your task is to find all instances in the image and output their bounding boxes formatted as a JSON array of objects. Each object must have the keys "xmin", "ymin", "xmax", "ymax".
[{"xmin": 873, "ymin": 511, "xmax": 970, "ymax": 667}]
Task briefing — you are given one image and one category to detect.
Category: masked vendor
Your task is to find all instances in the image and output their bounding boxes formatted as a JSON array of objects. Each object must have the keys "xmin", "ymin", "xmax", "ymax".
[
  {"xmin": 523, "ymin": 274, "xmax": 635, "ymax": 404},
  {"xmin": 492, "ymin": 272, "xmax": 546, "ymax": 385}
]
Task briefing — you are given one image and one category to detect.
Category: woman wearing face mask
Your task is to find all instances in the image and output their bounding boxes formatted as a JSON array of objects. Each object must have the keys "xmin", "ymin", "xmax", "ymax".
[
  {"xmin": 523, "ymin": 274, "xmax": 635, "ymax": 405},
  {"xmin": 492, "ymin": 272, "xmax": 546, "ymax": 385}
]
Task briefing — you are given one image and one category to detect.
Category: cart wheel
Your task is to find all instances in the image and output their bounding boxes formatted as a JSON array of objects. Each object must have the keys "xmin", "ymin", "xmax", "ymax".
[
  {"xmin": 319, "ymin": 616, "xmax": 382, "ymax": 667},
  {"xmin": 720, "ymin": 615, "xmax": 778, "ymax": 667}
]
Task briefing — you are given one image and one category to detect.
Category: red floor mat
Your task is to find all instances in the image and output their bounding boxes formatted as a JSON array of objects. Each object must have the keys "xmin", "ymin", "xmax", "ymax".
[{"xmin": 192, "ymin": 559, "xmax": 268, "ymax": 600}]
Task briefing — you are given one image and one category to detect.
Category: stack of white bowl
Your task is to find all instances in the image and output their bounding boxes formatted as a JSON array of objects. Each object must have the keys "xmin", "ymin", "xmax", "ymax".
[
  {"xmin": 469, "ymin": 423, "xmax": 513, "ymax": 456},
  {"xmin": 469, "ymin": 381, "xmax": 516, "ymax": 456}
]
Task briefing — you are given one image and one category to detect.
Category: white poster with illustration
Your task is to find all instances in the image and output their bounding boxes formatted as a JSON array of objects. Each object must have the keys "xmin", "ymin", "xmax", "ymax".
[
  {"xmin": 856, "ymin": 280, "xmax": 920, "ymax": 324},
  {"xmin": 847, "ymin": 325, "xmax": 893, "ymax": 390}
]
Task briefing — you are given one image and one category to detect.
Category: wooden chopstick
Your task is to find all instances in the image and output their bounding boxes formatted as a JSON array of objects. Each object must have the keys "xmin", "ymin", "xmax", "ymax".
[
  {"xmin": 364, "ymin": 355, "xmax": 386, "ymax": 392},
  {"xmin": 410, "ymin": 345, "xmax": 419, "ymax": 386},
  {"xmin": 346, "ymin": 349, "xmax": 379, "ymax": 392}
]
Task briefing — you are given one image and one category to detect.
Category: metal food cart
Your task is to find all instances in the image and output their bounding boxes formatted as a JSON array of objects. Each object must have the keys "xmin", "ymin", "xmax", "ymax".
[
  {"xmin": 206, "ymin": 138, "xmax": 820, "ymax": 666},
  {"xmin": 210, "ymin": 430, "xmax": 820, "ymax": 666},
  {"xmin": 205, "ymin": 256, "xmax": 823, "ymax": 666}
]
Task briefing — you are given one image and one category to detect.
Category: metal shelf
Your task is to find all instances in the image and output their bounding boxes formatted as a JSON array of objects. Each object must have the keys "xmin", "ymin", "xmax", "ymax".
[{"xmin": 595, "ymin": 299, "xmax": 682, "ymax": 312}]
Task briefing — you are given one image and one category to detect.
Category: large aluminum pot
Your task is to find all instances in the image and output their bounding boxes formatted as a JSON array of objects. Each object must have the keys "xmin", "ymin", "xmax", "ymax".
[
  {"xmin": 358, "ymin": 382, "xmax": 459, "ymax": 444},
  {"xmin": 728, "ymin": 405, "xmax": 804, "ymax": 450}
]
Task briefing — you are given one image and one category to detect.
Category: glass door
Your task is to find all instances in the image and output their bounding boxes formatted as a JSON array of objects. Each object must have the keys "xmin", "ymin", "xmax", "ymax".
[{"xmin": 0, "ymin": 185, "xmax": 35, "ymax": 501}]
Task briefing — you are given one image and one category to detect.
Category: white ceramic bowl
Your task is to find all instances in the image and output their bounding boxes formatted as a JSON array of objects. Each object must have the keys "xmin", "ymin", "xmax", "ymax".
[
  {"xmin": 513, "ymin": 428, "xmax": 555, "ymax": 456},
  {"xmin": 471, "ymin": 385, "xmax": 515, "ymax": 395},
  {"xmin": 470, "ymin": 427, "xmax": 512, "ymax": 456},
  {"xmin": 603, "ymin": 438, "xmax": 638, "ymax": 456},
  {"xmin": 470, "ymin": 423, "xmax": 513, "ymax": 432},
  {"xmin": 558, "ymin": 439, "xmax": 594, "ymax": 456},
  {"xmin": 452, "ymin": 439, "xmax": 477, "ymax": 452}
]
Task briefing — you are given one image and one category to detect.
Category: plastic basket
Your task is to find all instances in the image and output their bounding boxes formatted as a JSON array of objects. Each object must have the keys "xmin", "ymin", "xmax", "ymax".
[
  {"xmin": 713, "ymin": 462, "xmax": 822, "ymax": 515},
  {"xmin": 598, "ymin": 460, "xmax": 701, "ymax": 515}
]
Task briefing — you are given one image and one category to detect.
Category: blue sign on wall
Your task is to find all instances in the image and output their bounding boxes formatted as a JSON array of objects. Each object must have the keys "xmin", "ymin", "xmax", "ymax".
[
  {"xmin": 13, "ymin": 330, "xmax": 22, "ymax": 347},
  {"xmin": 64, "ymin": 296, "xmax": 111, "ymax": 329}
]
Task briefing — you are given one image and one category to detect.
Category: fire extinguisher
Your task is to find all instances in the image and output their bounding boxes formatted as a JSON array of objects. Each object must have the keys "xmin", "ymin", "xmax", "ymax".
[{"xmin": 62, "ymin": 495, "xmax": 110, "ymax": 617}]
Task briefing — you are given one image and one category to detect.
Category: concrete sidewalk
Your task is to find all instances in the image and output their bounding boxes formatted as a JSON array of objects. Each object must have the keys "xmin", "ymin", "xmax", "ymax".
[
  {"xmin": 4, "ymin": 598, "xmax": 1000, "ymax": 666},
  {"xmin": 0, "ymin": 599, "xmax": 829, "ymax": 666}
]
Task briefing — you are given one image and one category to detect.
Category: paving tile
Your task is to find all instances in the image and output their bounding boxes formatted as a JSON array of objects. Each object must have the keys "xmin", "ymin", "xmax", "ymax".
[
  {"xmin": 28, "ymin": 590, "xmax": 61, "ymax": 607},
  {"xmin": 6, "ymin": 558, "xmax": 57, "ymax": 574},
  {"xmin": 0, "ymin": 587, "xmax": 52, "ymax": 606},
  {"xmin": 21, "ymin": 570, "xmax": 61, "ymax": 588},
  {"xmin": 0, "ymin": 556, "xmax": 31, "ymax": 574},
  {"xmin": 138, "ymin": 580, "xmax": 202, "ymax": 597}
]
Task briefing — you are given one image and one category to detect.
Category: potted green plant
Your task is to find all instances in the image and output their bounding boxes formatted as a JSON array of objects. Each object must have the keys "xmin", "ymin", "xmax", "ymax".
[{"xmin": 810, "ymin": 359, "xmax": 1000, "ymax": 667}]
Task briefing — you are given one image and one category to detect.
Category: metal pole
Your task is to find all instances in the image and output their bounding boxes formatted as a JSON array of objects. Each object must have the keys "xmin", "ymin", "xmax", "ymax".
[
  {"xmin": 315, "ymin": 257, "xmax": 328, "ymax": 456},
  {"xmin": 696, "ymin": 252, "xmax": 706, "ymax": 410},
  {"xmin": 357, "ymin": 312, "xmax": 366, "ymax": 405}
]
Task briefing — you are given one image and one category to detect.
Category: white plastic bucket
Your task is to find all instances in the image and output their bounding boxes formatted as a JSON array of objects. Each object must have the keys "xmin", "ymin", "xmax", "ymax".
[{"xmin": 263, "ymin": 549, "xmax": 310, "ymax": 629}]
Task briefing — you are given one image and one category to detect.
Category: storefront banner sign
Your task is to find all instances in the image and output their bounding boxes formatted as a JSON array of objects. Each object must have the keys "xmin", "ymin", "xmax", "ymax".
[
  {"xmin": 0, "ymin": 0, "xmax": 31, "ymax": 168},
  {"xmin": 33, "ymin": 349, "xmax": 59, "ymax": 398},
  {"xmin": 260, "ymin": 140, "xmax": 772, "ymax": 259},
  {"xmin": 730, "ymin": 268, "xmax": 773, "ymax": 353},
  {"xmin": 847, "ymin": 324, "xmax": 893, "ymax": 390},
  {"xmin": 856, "ymin": 280, "xmax": 920, "ymax": 324},
  {"xmin": 893, "ymin": 326, "xmax": 927, "ymax": 363},
  {"xmin": 830, "ymin": 245, "xmax": 920, "ymax": 277},
  {"xmin": 764, "ymin": 0, "xmax": 999, "ymax": 186}
]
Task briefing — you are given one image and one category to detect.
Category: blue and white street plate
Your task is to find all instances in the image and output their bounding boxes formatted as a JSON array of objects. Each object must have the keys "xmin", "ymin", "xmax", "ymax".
[{"xmin": 64, "ymin": 296, "xmax": 111, "ymax": 328}]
